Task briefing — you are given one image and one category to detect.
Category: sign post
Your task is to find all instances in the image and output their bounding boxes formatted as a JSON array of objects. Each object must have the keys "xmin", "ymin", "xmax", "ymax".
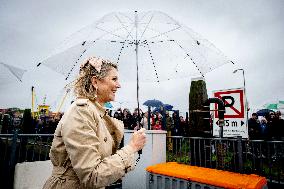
[{"xmin": 212, "ymin": 88, "xmax": 248, "ymax": 138}]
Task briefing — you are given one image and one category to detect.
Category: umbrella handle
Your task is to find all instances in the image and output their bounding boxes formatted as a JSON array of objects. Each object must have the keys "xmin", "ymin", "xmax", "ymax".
[{"xmin": 136, "ymin": 116, "xmax": 143, "ymax": 156}]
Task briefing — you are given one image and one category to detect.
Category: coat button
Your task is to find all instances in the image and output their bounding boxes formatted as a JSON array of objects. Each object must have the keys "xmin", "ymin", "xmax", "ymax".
[{"xmin": 104, "ymin": 137, "xmax": 107, "ymax": 142}]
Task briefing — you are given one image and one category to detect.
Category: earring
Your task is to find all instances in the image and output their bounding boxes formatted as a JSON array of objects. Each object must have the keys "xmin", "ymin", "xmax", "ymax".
[{"xmin": 94, "ymin": 87, "xmax": 98, "ymax": 99}]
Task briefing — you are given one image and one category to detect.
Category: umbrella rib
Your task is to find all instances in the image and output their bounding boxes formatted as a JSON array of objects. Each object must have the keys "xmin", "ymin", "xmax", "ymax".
[
  {"xmin": 144, "ymin": 41, "xmax": 160, "ymax": 82},
  {"xmin": 144, "ymin": 25, "xmax": 205, "ymax": 77},
  {"xmin": 146, "ymin": 26, "xmax": 182, "ymax": 41},
  {"xmin": 116, "ymin": 26, "xmax": 137, "ymax": 63},
  {"xmin": 138, "ymin": 11, "xmax": 152, "ymax": 23},
  {"xmin": 137, "ymin": 12, "xmax": 154, "ymax": 44},
  {"xmin": 143, "ymin": 25, "xmax": 205, "ymax": 79},
  {"xmin": 142, "ymin": 25, "xmax": 206, "ymax": 76},
  {"xmin": 39, "ymin": 25, "xmax": 128, "ymax": 75},
  {"xmin": 95, "ymin": 26, "xmax": 127, "ymax": 40},
  {"xmin": 118, "ymin": 12, "xmax": 134, "ymax": 23},
  {"xmin": 65, "ymin": 25, "xmax": 135, "ymax": 80},
  {"xmin": 136, "ymin": 11, "xmax": 154, "ymax": 42},
  {"xmin": 157, "ymin": 11, "xmax": 182, "ymax": 26},
  {"xmin": 173, "ymin": 40, "xmax": 204, "ymax": 77},
  {"xmin": 141, "ymin": 39, "xmax": 174, "ymax": 44},
  {"xmin": 65, "ymin": 42, "xmax": 90, "ymax": 80},
  {"xmin": 114, "ymin": 13, "xmax": 135, "ymax": 41},
  {"xmin": 39, "ymin": 41, "xmax": 89, "ymax": 79},
  {"xmin": 66, "ymin": 25, "xmax": 137, "ymax": 80},
  {"xmin": 180, "ymin": 26, "xmax": 234, "ymax": 65},
  {"xmin": 142, "ymin": 24, "xmax": 205, "ymax": 80},
  {"xmin": 116, "ymin": 40, "xmax": 128, "ymax": 63},
  {"xmin": 177, "ymin": 27, "xmax": 215, "ymax": 71},
  {"xmin": 65, "ymin": 40, "xmax": 102, "ymax": 80},
  {"xmin": 0, "ymin": 62, "xmax": 25, "ymax": 82}
]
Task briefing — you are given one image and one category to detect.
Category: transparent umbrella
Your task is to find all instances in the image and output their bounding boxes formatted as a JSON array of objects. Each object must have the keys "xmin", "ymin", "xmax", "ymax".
[
  {"xmin": 38, "ymin": 11, "xmax": 233, "ymax": 111},
  {"xmin": 0, "ymin": 62, "xmax": 26, "ymax": 86}
]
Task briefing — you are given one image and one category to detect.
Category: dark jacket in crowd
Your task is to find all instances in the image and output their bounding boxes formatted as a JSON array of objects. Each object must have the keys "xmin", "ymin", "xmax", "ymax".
[{"xmin": 248, "ymin": 117, "xmax": 260, "ymax": 139}]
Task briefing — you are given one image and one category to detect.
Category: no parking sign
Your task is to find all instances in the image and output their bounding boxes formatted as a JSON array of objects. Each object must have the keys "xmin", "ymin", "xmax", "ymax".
[{"xmin": 212, "ymin": 88, "xmax": 248, "ymax": 138}]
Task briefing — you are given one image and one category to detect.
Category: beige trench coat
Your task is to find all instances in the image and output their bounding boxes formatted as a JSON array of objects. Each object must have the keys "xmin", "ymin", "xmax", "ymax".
[{"xmin": 43, "ymin": 99, "xmax": 135, "ymax": 189}]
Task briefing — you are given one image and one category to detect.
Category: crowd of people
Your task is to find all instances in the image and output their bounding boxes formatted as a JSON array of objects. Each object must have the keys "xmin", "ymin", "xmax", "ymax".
[
  {"xmin": 248, "ymin": 111, "xmax": 284, "ymax": 140},
  {"xmin": 0, "ymin": 107, "xmax": 189, "ymax": 137},
  {"xmin": 0, "ymin": 110, "xmax": 61, "ymax": 134},
  {"xmin": 2, "ymin": 107, "xmax": 283, "ymax": 141},
  {"xmin": 109, "ymin": 108, "xmax": 189, "ymax": 136}
]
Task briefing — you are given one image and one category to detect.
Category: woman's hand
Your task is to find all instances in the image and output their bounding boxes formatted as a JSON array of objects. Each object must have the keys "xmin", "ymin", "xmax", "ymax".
[{"xmin": 129, "ymin": 128, "xmax": 146, "ymax": 152}]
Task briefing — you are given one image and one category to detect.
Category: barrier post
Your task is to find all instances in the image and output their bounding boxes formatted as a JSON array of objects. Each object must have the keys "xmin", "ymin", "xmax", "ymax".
[
  {"xmin": 237, "ymin": 136, "xmax": 243, "ymax": 173},
  {"xmin": 9, "ymin": 130, "xmax": 18, "ymax": 188}
]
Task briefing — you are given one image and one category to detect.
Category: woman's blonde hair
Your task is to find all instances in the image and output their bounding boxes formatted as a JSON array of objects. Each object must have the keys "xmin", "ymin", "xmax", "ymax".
[{"xmin": 73, "ymin": 57, "xmax": 118, "ymax": 100}]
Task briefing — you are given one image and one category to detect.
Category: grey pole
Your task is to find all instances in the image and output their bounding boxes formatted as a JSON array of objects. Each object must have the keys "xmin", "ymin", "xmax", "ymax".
[
  {"xmin": 135, "ymin": 11, "xmax": 140, "ymax": 121},
  {"xmin": 233, "ymin": 68, "xmax": 248, "ymax": 137},
  {"xmin": 135, "ymin": 11, "xmax": 143, "ymax": 157}
]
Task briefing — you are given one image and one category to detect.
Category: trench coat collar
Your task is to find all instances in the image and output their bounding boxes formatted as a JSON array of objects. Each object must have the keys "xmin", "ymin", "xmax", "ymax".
[{"xmin": 92, "ymin": 100, "xmax": 108, "ymax": 118}]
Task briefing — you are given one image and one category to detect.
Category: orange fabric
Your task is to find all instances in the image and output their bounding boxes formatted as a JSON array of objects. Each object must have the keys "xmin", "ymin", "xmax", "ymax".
[{"xmin": 146, "ymin": 162, "xmax": 267, "ymax": 189}]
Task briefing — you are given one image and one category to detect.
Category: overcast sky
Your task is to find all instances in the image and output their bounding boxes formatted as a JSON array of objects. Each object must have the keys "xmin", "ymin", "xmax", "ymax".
[{"xmin": 0, "ymin": 0, "xmax": 283, "ymax": 114}]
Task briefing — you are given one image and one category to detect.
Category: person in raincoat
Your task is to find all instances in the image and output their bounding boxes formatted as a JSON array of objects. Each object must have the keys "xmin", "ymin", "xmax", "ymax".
[{"xmin": 43, "ymin": 56, "xmax": 147, "ymax": 189}]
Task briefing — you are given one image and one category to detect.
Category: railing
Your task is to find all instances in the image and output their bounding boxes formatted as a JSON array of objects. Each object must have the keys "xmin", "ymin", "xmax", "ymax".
[
  {"xmin": 0, "ymin": 131, "xmax": 122, "ymax": 189},
  {"xmin": 167, "ymin": 136, "xmax": 284, "ymax": 187},
  {"xmin": 0, "ymin": 132, "xmax": 53, "ymax": 188},
  {"xmin": 2, "ymin": 132, "xmax": 283, "ymax": 188}
]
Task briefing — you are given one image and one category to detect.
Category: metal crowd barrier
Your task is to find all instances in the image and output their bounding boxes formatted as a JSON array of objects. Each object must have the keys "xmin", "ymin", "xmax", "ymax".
[
  {"xmin": 0, "ymin": 132, "xmax": 53, "ymax": 188},
  {"xmin": 0, "ymin": 132, "xmax": 121, "ymax": 189},
  {"xmin": 1, "ymin": 132, "xmax": 283, "ymax": 188},
  {"xmin": 166, "ymin": 136, "xmax": 284, "ymax": 188}
]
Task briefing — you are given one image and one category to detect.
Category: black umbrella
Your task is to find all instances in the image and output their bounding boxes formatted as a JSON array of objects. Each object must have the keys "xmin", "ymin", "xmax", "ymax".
[
  {"xmin": 256, "ymin": 109, "xmax": 274, "ymax": 117},
  {"xmin": 143, "ymin": 99, "xmax": 164, "ymax": 108}
]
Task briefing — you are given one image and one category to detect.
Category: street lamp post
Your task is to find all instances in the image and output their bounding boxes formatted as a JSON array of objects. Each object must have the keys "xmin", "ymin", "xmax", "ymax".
[
  {"xmin": 233, "ymin": 69, "xmax": 246, "ymax": 97},
  {"xmin": 233, "ymin": 68, "xmax": 248, "ymax": 137}
]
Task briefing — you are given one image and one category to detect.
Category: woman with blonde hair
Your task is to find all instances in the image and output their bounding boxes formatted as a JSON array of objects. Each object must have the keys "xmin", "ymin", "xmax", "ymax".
[{"xmin": 43, "ymin": 57, "xmax": 146, "ymax": 189}]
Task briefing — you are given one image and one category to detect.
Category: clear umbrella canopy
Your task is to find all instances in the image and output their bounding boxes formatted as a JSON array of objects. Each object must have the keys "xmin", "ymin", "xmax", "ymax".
[
  {"xmin": 39, "ymin": 11, "xmax": 233, "ymax": 83},
  {"xmin": 0, "ymin": 62, "xmax": 26, "ymax": 86}
]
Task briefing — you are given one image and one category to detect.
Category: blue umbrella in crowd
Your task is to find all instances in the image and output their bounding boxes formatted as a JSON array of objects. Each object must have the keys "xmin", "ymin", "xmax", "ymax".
[
  {"xmin": 152, "ymin": 103, "xmax": 173, "ymax": 113},
  {"xmin": 256, "ymin": 109, "xmax": 274, "ymax": 117},
  {"xmin": 163, "ymin": 104, "xmax": 173, "ymax": 111},
  {"xmin": 143, "ymin": 99, "xmax": 164, "ymax": 108}
]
